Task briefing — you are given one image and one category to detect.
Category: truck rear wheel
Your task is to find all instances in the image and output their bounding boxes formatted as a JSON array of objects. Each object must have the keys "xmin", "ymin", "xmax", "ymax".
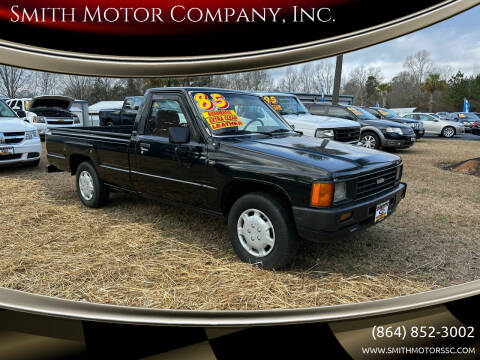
[
  {"xmin": 75, "ymin": 161, "xmax": 110, "ymax": 208},
  {"xmin": 228, "ymin": 192, "xmax": 299, "ymax": 269}
]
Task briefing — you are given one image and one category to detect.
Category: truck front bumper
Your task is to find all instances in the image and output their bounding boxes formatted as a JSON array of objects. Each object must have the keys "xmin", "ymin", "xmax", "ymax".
[{"xmin": 293, "ymin": 182, "xmax": 407, "ymax": 242}]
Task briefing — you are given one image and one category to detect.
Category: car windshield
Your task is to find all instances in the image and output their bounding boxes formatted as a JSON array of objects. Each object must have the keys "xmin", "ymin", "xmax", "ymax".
[
  {"xmin": 190, "ymin": 91, "xmax": 292, "ymax": 136},
  {"xmin": 0, "ymin": 101, "xmax": 18, "ymax": 118},
  {"xmin": 377, "ymin": 108, "xmax": 398, "ymax": 117},
  {"xmin": 458, "ymin": 113, "xmax": 479, "ymax": 120},
  {"xmin": 262, "ymin": 95, "xmax": 308, "ymax": 115},
  {"xmin": 347, "ymin": 106, "xmax": 378, "ymax": 120}
]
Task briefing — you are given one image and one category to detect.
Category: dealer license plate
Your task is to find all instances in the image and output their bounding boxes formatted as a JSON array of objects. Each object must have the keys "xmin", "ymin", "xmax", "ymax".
[
  {"xmin": 375, "ymin": 201, "xmax": 389, "ymax": 223},
  {"xmin": 0, "ymin": 147, "xmax": 14, "ymax": 156}
]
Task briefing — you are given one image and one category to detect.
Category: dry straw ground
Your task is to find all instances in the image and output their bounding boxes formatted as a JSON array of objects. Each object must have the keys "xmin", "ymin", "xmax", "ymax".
[{"xmin": 0, "ymin": 139, "xmax": 479, "ymax": 310}]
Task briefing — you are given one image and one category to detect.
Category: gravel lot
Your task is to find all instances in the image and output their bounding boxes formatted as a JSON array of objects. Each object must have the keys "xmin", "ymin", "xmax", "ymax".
[{"xmin": 0, "ymin": 138, "xmax": 479, "ymax": 310}]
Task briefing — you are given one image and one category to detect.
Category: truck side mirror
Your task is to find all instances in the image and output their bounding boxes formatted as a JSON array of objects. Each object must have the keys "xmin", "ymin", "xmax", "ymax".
[
  {"xmin": 168, "ymin": 126, "xmax": 190, "ymax": 144},
  {"xmin": 16, "ymin": 110, "xmax": 26, "ymax": 118}
]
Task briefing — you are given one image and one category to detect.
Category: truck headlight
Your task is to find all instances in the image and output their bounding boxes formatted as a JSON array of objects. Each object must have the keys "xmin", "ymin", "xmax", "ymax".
[
  {"xmin": 315, "ymin": 129, "xmax": 335, "ymax": 139},
  {"xmin": 334, "ymin": 182, "xmax": 347, "ymax": 202},
  {"xmin": 385, "ymin": 127, "xmax": 403, "ymax": 135},
  {"xmin": 25, "ymin": 130, "xmax": 39, "ymax": 140},
  {"xmin": 37, "ymin": 116, "xmax": 46, "ymax": 123}
]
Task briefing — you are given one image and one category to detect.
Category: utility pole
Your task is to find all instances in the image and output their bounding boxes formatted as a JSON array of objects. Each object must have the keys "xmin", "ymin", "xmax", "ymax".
[{"xmin": 332, "ymin": 54, "xmax": 343, "ymax": 104}]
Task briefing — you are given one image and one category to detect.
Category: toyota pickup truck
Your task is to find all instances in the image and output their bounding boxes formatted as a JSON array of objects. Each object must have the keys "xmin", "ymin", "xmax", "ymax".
[
  {"xmin": 46, "ymin": 87, "xmax": 406, "ymax": 269},
  {"xmin": 257, "ymin": 92, "xmax": 361, "ymax": 144}
]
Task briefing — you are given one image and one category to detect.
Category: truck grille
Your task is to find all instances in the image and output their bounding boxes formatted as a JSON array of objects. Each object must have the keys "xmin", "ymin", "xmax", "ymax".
[
  {"xmin": 355, "ymin": 165, "xmax": 398, "ymax": 199},
  {"xmin": 334, "ymin": 128, "xmax": 360, "ymax": 142},
  {"xmin": 3, "ymin": 132, "xmax": 24, "ymax": 144}
]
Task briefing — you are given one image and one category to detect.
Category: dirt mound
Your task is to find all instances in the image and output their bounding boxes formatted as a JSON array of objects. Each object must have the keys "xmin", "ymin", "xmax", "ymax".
[{"xmin": 450, "ymin": 158, "xmax": 480, "ymax": 176}]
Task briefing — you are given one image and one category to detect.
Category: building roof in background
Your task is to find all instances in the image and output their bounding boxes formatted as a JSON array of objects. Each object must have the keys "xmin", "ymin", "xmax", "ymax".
[{"xmin": 88, "ymin": 101, "xmax": 123, "ymax": 114}]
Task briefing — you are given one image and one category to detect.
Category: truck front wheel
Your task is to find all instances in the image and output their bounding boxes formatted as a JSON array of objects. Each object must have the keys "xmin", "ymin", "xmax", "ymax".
[
  {"xmin": 75, "ymin": 161, "xmax": 110, "ymax": 208},
  {"xmin": 228, "ymin": 192, "xmax": 299, "ymax": 269}
]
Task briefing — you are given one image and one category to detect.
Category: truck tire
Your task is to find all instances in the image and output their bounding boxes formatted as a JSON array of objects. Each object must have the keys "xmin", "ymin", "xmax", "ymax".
[
  {"xmin": 441, "ymin": 126, "xmax": 455, "ymax": 138},
  {"xmin": 228, "ymin": 192, "xmax": 299, "ymax": 269},
  {"xmin": 75, "ymin": 161, "xmax": 110, "ymax": 208},
  {"xmin": 360, "ymin": 131, "xmax": 380, "ymax": 149}
]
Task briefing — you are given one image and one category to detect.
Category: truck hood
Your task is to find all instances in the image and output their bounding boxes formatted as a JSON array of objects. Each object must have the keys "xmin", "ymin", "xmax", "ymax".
[
  {"xmin": 222, "ymin": 134, "xmax": 400, "ymax": 175},
  {"xmin": 0, "ymin": 117, "xmax": 36, "ymax": 132},
  {"xmin": 30, "ymin": 96, "xmax": 74, "ymax": 110},
  {"xmin": 282, "ymin": 114, "xmax": 359, "ymax": 129}
]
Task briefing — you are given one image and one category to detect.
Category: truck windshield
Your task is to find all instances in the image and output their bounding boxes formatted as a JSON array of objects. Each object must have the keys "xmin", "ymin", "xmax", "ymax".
[
  {"xmin": 190, "ymin": 91, "xmax": 293, "ymax": 136},
  {"xmin": 0, "ymin": 101, "xmax": 17, "ymax": 118},
  {"xmin": 262, "ymin": 95, "xmax": 308, "ymax": 116}
]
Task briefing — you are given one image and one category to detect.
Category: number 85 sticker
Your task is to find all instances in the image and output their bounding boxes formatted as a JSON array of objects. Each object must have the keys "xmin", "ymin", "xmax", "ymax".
[{"xmin": 194, "ymin": 93, "xmax": 229, "ymax": 110}]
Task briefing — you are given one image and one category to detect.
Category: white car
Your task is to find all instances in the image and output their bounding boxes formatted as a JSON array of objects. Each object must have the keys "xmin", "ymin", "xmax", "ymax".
[
  {"xmin": 256, "ymin": 92, "xmax": 361, "ymax": 144},
  {"xmin": 0, "ymin": 100, "xmax": 41, "ymax": 167},
  {"xmin": 6, "ymin": 98, "xmax": 38, "ymax": 124},
  {"xmin": 400, "ymin": 113, "xmax": 465, "ymax": 138},
  {"xmin": 29, "ymin": 95, "xmax": 81, "ymax": 136}
]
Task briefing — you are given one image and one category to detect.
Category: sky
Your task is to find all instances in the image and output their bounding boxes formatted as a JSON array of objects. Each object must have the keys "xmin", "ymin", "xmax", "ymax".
[{"xmin": 269, "ymin": 5, "xmax": 480, "ymax": 82}]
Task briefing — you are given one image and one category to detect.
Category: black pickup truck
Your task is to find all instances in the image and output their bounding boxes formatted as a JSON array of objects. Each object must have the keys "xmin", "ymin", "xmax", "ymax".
[
  {"xmin": 99, "ymin": 96, "xmax": 144, "ymax": 126},
  {"xmin": 46, "ymin": 87, "xmax": 407, "ymax": 269}
]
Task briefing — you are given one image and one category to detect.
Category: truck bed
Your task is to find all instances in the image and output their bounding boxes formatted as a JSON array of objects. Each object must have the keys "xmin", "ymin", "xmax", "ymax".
[{"xmin": 46, "ymin": 125, "xmax": 134, "ymax": 190}]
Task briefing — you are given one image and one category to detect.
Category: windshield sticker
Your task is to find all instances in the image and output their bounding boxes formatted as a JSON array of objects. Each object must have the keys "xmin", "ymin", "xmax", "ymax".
[
  {"xmin": 194, "ymin": 92, "xmax": 229, "ymax": 111},
  {"xmin": 263, "ymin": 96, "xmax": 283, "ymax": 111},
  {"xmin": 203, "ymin": 110, "xmax": 244, "ymax": 130},
  {"xmin": 379, "ymin": 110, "xmax": 388, "ymax": 116},
  {"xmin": 347, "ymin": 107, "xmax": 362, "ymax": 116},
  {"xmin": 459, "ymin": 113, "xmax": 466, "ymax": 118}
]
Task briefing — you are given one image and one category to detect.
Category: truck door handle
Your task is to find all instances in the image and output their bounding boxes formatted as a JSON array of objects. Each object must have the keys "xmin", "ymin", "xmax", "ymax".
[{"xmin": 140, "ymin": 142, "xmax": 150, "ymax": 154}]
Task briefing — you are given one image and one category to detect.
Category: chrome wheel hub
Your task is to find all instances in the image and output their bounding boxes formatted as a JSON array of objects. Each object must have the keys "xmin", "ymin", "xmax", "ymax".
[
  {"xmin": 79, "ymin": 170, "xmax": 94, "ymax": 201},
  {"xmin": 362, "ymin": 135, "xmax": 376, "ymax": 148},
  {"xmin": 237, "ymin": 209, "xmax": 275, "ymax": 257},
  {"xmin": 444, "ymin": 128, "xmax": 454, "ymax": 137}
]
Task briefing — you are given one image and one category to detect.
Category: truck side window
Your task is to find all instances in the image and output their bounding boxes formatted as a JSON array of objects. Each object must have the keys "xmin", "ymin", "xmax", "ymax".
[{"xmin": 145, "ymin": 99, "xmax": 188, "ymax": 137}]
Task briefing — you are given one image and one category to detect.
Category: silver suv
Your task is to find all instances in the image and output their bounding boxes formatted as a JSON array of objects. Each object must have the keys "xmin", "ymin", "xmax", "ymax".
[{"xmin": 400, "ymin": 113, "xmax": 464, "ymax": 138}]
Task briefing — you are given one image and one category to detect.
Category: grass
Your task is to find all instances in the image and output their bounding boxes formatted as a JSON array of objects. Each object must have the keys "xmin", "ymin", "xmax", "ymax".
[{"xmin": 0, "ymin": 138, "xmax": 479, "ymax": 310}]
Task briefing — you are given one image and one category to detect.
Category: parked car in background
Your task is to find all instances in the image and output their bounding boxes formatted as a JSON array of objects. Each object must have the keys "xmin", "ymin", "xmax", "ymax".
[
  {"xmin": 449, "ymin": 112, "xmax": 479, "ymax": 132},
  {"xmin": 99, "ymin": 96, "xmax": 144, "ymax": 126},
  {"xmin": 0, "ymin": 99, "xmax": 41, "ymax": 167},
  {"xmin": 29, "ymin": 96, "xmax": 81, "ymax": 136},
  {"xmin": 256, "ymin": 92, "xmax": 360, "ymax": 144},
  {"xmin": 306, "ymin": 103, "xmax": 416, "ymax": 150},
  {"xmin": 46, "ymin": 87, "xmax": 407, "ymax": 269},
  {"xmin": 435, "ymin": 112, "xmax": 450, "ymax": 120},
  {"xmin": 400, "ymin": 113, "xmax": 465, "ymax": 138},
  {"xmin": 6, "ymin": 98, "xmax": 38, "ymax": 124},
  {"xmin": 365, "ymin": 107, "xmax": 425, "ymax": 138}
]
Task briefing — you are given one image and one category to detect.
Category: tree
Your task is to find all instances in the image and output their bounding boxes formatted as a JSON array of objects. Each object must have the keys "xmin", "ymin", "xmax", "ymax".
[
  {"xmin": 34, "ymin": 71, "xmax": 59, "ymax": 95},
  {"xmin": 403, "ymin": 50, "xmax": 432, "ymax": 104},
  {"xmin": 377, "ymin": 83, "xmax": 392, "ymax": 107},
  {"xmin": 0, "ymin": 65, "xmax": 30, "ymax": 98},
  {"xmin": 444, "ymin": 71, "xmax": 469, "ymax": 111},
  {"xmin": 420, "ymin": 73, "xmax": 447, "ymax": 112},
  {"xmin": 365, "ymin": 76, "xmax": 380, "ymax": 105}
]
